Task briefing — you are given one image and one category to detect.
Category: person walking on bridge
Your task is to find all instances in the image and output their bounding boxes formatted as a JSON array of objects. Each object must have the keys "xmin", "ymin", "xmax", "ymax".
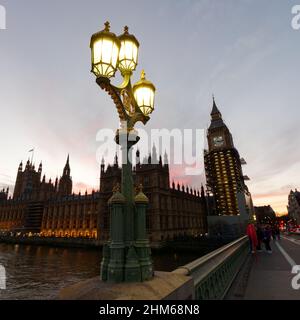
[
  {"xmin": 256, "ymin": 224, "xmax": 263, "ymax": 252},
  {"xmin": 262, "ymin": 225, "xmax": 272, "ymax": 254},
  {"xmin": 246, "ymin": 221, "xmax": 258, "ymax": 254},
  {"xmin": 275, "ymin": 224, "xmax": 281, "ymax": 241}
]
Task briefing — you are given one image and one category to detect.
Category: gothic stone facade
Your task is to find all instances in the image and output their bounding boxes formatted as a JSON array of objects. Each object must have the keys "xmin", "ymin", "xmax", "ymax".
[
  {"xmin": 0, "ymin": 151, "xmax": 208, "ymax": 244},
  {"xmin": 99, "ymin": 151, "xmax": 208, "ymax": 243},
  {"xmin": 0, "ymin": 157, "xmax": 98, "ymax": 239}
]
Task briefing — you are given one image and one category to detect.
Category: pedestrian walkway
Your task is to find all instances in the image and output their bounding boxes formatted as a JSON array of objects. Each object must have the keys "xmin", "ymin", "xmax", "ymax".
[{"xmin": 226, "ymin": 236, "xmax": 300, "ymax": 300}]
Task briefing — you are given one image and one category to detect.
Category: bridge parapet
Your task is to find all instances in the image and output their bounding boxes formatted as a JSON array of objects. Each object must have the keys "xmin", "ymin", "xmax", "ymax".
[
  {"xmin": 59, "ymin": 236, "xmax": 249, "ymax": 300},
  {"xmin": 173, "ymin": 236, "xmax": 249, "ymax": 300}
]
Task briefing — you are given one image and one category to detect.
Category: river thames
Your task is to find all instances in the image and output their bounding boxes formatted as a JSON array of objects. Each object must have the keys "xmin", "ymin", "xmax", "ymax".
[{"xmin": 0, "ymin": 242, "xmax": 211, "ymax": 300}]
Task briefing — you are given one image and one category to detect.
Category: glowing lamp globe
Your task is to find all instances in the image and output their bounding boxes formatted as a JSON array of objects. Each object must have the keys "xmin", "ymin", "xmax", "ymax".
[
  {"xmin": 90, "ymin": 21, "xmax": 120, "ymax": 78},
  {"xmin": 133, "ymin": 70, "xmax": 156, "ymax": 116},
  {"xmin": 118, "ymin": 26, "xmax": 139, "ymax": 74}
]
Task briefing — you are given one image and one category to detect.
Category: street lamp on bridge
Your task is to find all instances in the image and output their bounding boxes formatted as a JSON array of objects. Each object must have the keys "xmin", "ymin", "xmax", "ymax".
[{"xmin": 90, "ymin": 21, "xmax": 156, "ymax": 283}]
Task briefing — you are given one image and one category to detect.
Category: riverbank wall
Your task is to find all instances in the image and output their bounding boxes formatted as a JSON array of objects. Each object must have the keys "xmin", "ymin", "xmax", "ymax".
[{"xmin": 0, "ymin": 234, "xmax": 235, "ymax": 251}]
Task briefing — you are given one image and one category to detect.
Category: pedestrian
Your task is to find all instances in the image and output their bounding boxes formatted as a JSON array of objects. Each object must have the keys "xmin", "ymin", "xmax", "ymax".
[
  {"xmin": 256, "ymin": 224, "xmax": 263, "ymax": 252},
  {"xmin": 271, "ymin": 225, "xmax": 277, "ymax": 241},
  {"xmin": 262, "ymin": 225, "xmax": 272, "ymax": 253},
  {"xmin": 275, "ymin": 225, "xmax": 281, "ymax": 240},
  {"xmin": 246, "ymin": 221, "xmax": 258, "ymax": 254}
]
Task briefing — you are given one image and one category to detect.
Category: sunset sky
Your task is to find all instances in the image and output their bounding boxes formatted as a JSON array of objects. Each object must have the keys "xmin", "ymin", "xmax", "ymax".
[{"xmin": 0, "ymin": 0, "xmax": 300, "ymax": 215}]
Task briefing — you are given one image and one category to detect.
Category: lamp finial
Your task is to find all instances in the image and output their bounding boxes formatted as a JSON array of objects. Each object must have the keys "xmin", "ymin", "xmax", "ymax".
[
  {"xmin": 104, "ymin": 21, "xmax": 110, "ymax": 31},
  {"xmin": 124, "ymin": 26, "xmax": 129, "ymax": 34},
  {"xmin": 141, "ymin": 70, "xmax": 146, "ymax": 80}
]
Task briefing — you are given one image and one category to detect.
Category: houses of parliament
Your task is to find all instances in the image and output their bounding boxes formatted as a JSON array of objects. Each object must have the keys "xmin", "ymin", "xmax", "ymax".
[
  {"xmin": 0, "ymin": 150, "xmax": 208, "ymax": 244},
  {"xmin": 0, "ymin": 99, "xmax": 254, "ymax": 243}
]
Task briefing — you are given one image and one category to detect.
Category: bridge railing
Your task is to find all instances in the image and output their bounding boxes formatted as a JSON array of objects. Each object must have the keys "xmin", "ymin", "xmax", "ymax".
[{"xmin": 172, "ymin": 235, "xmax": 249, "ymax": 300}]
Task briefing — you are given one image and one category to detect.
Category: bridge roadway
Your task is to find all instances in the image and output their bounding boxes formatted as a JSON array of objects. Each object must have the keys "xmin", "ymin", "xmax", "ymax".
[{"xmin": 226, "ymin": 234, "xmax": 300, "ymax": 300}]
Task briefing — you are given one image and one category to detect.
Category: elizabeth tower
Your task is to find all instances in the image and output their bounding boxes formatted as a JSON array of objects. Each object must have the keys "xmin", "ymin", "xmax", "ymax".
[{"xmin": 205, "ymin": 98, "xmax": 247, "ymax": 216}]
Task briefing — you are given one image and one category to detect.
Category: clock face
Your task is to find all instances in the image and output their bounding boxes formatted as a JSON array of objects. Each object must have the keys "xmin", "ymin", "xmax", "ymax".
[{"xmin": 213, "ymin": 136, "xmax": 224, "ymax": 147}]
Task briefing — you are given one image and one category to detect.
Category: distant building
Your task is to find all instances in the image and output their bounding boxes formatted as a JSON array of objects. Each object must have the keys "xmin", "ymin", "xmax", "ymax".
[
  {"xmin": 254, "ymin": 205, "xmax": 276, "ymax": 224},
  {"xmin": 287, "ymin": 189, "xmax": 300, "ymax": 225},
  {"xmin": 204, "ymin": 98, "xmax": 253, "ymax": 237}
]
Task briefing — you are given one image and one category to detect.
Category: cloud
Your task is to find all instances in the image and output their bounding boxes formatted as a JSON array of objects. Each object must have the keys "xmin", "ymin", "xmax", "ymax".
[
  {"xmin": 73, "ymin": 182, "xmax": 97, "ymax": 194},
  {"xmin": 0, "ymin": 0, "xmax": 298, "ymax": 215}
]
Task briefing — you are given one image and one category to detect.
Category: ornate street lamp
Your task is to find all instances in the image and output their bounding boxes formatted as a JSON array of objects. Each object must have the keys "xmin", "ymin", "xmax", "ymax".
[{"xmin": 90, "ymin": 22, "xmax": 156, "ymax": 283}]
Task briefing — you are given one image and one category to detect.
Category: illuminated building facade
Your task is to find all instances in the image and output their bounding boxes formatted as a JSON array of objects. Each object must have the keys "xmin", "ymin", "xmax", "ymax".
[
  {"xmin": 0, "ymin": 156, "xmax": 99, "ymax": 238},
  {"xmin": 40, "ymin": 192, "xmax": 99, "ymax": 239},
  {"xmin": 205, "ymin": 98, "xmax": 248, "ymax": 215},
  {"xmin": 0, "ymin": 149, "xmax": 208, "ymax": 244},
  {"xmin": 204, "ymin": 98, "xmax": 252, "ymax": 236}
]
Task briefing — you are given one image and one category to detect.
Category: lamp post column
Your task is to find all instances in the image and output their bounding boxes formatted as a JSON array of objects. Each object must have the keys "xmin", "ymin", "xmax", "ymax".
[
  {"xmin": 115, "ymin": 128, "xmax": 142, "ymax": 282},
  {"xmin": 135, "ymin": 187, "xmax": 154, "ymax": 281},
  {"xmin": 106, "ymin": 189, "xmax": 125, "ymax": 283}
]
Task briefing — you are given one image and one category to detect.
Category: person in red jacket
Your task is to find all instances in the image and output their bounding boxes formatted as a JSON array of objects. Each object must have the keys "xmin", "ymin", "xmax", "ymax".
[{"xmin": 246, "ymin": 221, "xmax": 258, "ymax": 254}]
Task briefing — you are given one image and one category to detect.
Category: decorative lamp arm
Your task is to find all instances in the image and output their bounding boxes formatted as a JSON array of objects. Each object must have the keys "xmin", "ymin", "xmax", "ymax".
[{"xmin": 96, "ymin": 74, "xmax": 149, "ymax": 129}]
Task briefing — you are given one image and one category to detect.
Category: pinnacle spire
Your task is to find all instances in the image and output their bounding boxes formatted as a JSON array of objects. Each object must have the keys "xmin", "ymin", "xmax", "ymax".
[
  {"xmin": 152, "ymin": 144, "xmax": 158, "ymax": 164},
  {"xmin": 164, "ymin": 150, "xmax": 169, "ymax": 165},
  {"xmin": 63, "ymin": 154, "xmax": 70, "ymax": 176},
  {"xmin": 211, "ymin": 95, "xmax": 221, "ymax": 117},
  {"xmin": 114, "ymin": 152, "xmax": 118, "ymax": 166}
]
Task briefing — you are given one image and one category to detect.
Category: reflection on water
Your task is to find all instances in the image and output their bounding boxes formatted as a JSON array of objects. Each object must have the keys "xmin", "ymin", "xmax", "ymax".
[{"xmin": 0, "ymin": 243, "xmax": 202, "ymax": 300}]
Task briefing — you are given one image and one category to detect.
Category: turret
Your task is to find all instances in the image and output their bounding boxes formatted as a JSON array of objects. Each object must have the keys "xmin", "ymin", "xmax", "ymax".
[
  {"xmin": 38, "ymin": 162, "xmax": 42, "ymax": 174},
  {"xmin": 63, "ymin": 154, "xmax": 70, "ymax": 176},
  {"xmin": 201, "ymin": 184, "xmax": 205, "ymax": 198},
  {"xmin": 152, "ymin": 144, "xmax": 158, "ymax": 164},
  {"xmin": 114, "ymin": 152, "xmax": 119, "ymax": 167},
  {"xmin": 136, "ymin": 149, "xmax": 140, "ymax": 167},
  {"xmin": 25, "ymin": 159, "xmax": 30, "ymax": 170},
  {"xmin": 101, "ymin": 157, "xmax": 105, "ymax": 173},
  {"xmin": 164, "ymin": 150, "xmax": 169, "ymax": 167},
  {"xmin": 0, "ymin": 187, "xmax": 8, "ymax": 202},
  {"xmin": 159, "ymin": 155, "xmax": 162, "ymax": 166},
  {"xmin": 58, "ymin": 155, "xmax": 73, "ymax": 196}
]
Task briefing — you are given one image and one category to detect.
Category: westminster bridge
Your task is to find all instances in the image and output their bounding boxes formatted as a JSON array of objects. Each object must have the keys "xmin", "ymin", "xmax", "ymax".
[
  {"xmin": 58, "ymin": 234, "xmax": 300, "ymax": 300},
  {"xmin": 173, "ymin": 234, "xmax": 300, "ymax": 300},
  {"xmin": 0, "ymin": 234, "xmax": 299, "ymax": 299}
]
